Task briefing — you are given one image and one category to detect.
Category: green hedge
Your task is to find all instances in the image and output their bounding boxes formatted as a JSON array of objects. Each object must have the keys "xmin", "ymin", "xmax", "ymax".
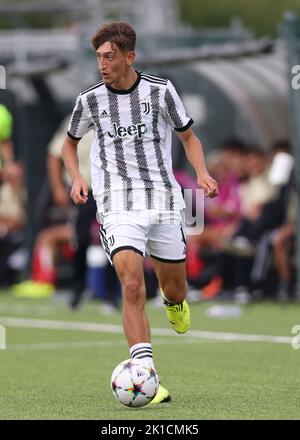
[{"xmin": 179, "ymin": 0, "xmax": 300, "ymax": 36}]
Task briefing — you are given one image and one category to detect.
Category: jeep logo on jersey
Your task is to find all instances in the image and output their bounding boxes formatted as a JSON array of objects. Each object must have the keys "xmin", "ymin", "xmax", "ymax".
[{"xmin": 108, "ymin": 123, "xmax": 147, "ymax": 139}]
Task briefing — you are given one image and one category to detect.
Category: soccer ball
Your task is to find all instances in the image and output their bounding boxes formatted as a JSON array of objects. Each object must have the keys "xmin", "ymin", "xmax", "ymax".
[{"xmin": 110, "ymin": 358, "xmax": 159, "ymax": 407}]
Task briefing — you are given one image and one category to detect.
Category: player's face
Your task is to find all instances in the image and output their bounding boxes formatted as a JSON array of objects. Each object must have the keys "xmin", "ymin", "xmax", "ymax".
[{"xmin": 96, "ymin": 41, "xmax": 135, "ymax": 88}]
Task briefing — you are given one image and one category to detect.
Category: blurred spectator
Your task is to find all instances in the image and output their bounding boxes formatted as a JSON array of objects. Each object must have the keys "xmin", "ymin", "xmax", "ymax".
[
  {"xmin": 0, "ymin": 163, "xmax": 26, "ymax": 286},
  {"xmin": 219, "ymin": 138, "xmax": 248, "ymax": 182},
  {"xmin": 0, "ymin": 104, "xmax": 17, "ymax": 178},
  {"xmin": 48, "ymin": 117, "xmax": 100, "ymax": 309},
  {"xmin": 11, "ymin": 116, "xmax": 78, "ymax": 297},
  {"xmin": 203, "ymin": 150, "xmax": 242, "ymax": 246},
  {"xmin": 223, "ymin": 145, "xmax": 279, "ymax": 254},
  {"xmin": 224, "ymin": 141, "xmax": 294, "ymax": 301},
  {"xmin": 185, "ymin": 140, "xmax": 245, "ymax": 298},
  {"xmin": 239, "ymin": 146, "xmax": 278, "ymax": 222},
  {"xmin": 270, "ymin": 208, "xmax": 295, "ymax": 301},
  {"xmin": 0, "ymin": 104, "xmax": 27, "ymax": 286},
  {"xmin": 183, "ymin": 139, "xmax": 296, "ymax": 303},
  {"xmin": 269, "ymin": 141, "xmax": 295, "ymax": 300},
  {"xmin": 13, "ymin": 114, "xmax": 120, "ymax": 307},
  {"xmin": 249, "ymin": 141, "xmax": 295, "ymax": 301},
  {"xmin": 13, "ymin": 116, "xmax": 94, "ymax": 297}
]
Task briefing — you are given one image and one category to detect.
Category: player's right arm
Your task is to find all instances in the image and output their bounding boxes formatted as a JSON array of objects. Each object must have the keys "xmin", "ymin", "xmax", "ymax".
[
  {"xmin": 61, "ymin": 136, "xmax": 89, "ymax": 205},
  {"xmin": 62, "ymin": 95, "xmax": 91, "ymax": 204}
]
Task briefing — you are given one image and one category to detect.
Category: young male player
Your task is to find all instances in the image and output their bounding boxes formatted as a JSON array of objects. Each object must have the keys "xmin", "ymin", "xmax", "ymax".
[{"xmin": 62, "ymin": 22, "xmax": 218, "ymax": 403}]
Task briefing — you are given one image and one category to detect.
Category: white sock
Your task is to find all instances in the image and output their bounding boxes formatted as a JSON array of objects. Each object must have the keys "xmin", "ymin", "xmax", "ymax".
[
  {"xmin": 130, "ymin": 342, "xmax": 155, "ymax": 369},
  {"xmin": 130, "ymin": 343, "xmax": 160, "ymax": 384}
]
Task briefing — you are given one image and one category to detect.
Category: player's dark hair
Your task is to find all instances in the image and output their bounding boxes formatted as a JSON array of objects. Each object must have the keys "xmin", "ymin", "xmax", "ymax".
[{"xmin": 91, "ymin": 22, "xmax": 136, "ymax": 52}]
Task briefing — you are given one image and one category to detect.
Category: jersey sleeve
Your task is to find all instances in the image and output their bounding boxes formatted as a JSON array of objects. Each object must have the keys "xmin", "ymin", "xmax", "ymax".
[
  {"xmin": 67, "ymin": 95, "xmax": 91, "ymax": 140},
  {"xmin": 164, "ymin": 80, "xmax": 193, "ymax": 132}
]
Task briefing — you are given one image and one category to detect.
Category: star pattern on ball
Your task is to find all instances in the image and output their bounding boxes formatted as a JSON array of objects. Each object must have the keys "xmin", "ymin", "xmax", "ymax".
[
  {"xmin": 120, "ymin": 361, "xmax": 135, "ymax": 375},
  {"xmin": 111, "ymin": 379, "xmax": 121, "ymax": 394},
  {"xmin": 148, "ymin": 367, "xmax": 157, "ymax": 381},
  {"xmin": 126, "ymin": 381, "xmax": 147, "ymax": 403}
]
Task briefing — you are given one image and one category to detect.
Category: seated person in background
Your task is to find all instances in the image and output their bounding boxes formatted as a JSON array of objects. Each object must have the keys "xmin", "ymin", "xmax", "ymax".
[
  {"xmin": 239, "ymin": 146, "xmax": 278, "ymax": 221},
  {"xmin": 181, "ymin": 140, "xmax": 246, "ymax": 298},
  {"xmin": 270, "ymin": 193, "xmax": 296, "ymax": 301},
  {"xmin": 0, "ymin": 103, "xmax": 27, "ymax": 286},
  {"xmin": 12, "ymin": 117, "xmax": 94, "ymax": 298},
  {"xmin": 226, "ymin": 145, "xmax": 280, "ymax": 253},
  {"xmin": 0, "ymin": 166, "xmax": 26, "ymax": 286},
  {"xmin": 0, "ymin": 104, "xmax": 20, "ymax": 180},
  {"xmin": 185, "ymin": 144, "xmax": 243, "ymax": 295},
  {"xmin": 250, "ymin": 141, "xmax": 295, "ymax": 300},
  {"xmin": 223, "ymin": 142, "xmax": 294, "ymax": 301},
  {"xmin": 201, "ymin": 150, "xmax": 242, "ymax": 248}
]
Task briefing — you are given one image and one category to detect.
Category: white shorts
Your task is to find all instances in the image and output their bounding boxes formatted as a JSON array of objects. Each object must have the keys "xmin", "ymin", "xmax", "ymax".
[{"xmin": 98, "ymin": 210, "xmax": 186, "ymax": 265}]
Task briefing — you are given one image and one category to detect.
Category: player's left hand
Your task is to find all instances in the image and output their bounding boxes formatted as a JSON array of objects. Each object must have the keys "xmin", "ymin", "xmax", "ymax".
[{"xmin": 197, "ymin": 173, "xmax": 219, "ymax": 198}]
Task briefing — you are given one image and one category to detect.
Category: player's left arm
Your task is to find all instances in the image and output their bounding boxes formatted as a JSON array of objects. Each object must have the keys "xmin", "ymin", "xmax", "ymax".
[{"xmin": 176, "ymin": 127, "xmax": 218, "ymax": 198}]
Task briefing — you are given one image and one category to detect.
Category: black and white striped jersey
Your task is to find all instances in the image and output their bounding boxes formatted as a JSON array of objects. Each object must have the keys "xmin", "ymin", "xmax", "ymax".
[{"xmin": 67, "ymin": 71, "xmax": 193, "ymax": 213}]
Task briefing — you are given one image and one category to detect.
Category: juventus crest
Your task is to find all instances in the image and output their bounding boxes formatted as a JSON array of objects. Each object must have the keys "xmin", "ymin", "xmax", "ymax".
[{"xmin": 142, "ymin": 101, "xmax": 151, "ymax": 115}]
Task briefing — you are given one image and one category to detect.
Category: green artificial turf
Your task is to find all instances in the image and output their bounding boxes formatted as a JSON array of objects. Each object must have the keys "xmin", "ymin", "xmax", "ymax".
[{"xmin": 0, "ymin": 292, "xmax": 300, "ymax": 420}]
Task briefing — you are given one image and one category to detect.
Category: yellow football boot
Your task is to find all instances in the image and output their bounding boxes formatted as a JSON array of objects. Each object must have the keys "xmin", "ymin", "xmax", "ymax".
[
  {"xmin": 164, "ymin": 299, "xmax": 190, "ymax": 334},
  {"xmin": 150, "ymin": 384, "xmax": 171, "ymax": 404}
]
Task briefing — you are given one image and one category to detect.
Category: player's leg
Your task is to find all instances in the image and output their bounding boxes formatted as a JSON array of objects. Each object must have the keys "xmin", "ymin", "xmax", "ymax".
[
  {"xmin": 113, "ymin": 248, "xmax": 170, "ymax": 403},
  {"xmin": 100, "ymin": 224, "xmax": 171, "ymax": 403},
  {"xmin": 151, "ymin": 259, "xmax": 190, "ymax": 334},
  {"xmin": 112, "ymin": 249, "xmax": 149, "ymax": 345},
  {"xmin": 99, "ymin": 215, "xmax": 171, "ymax": 403},
  {"xmin": 148, "ymin": 258, "xmax": 187, "ymax": 403},
  {"xmin": 148, "ymin": 222, "xmax": 190, "ymax": 334},
  {"xmin": 151, "ymin": 259, "xmax": 187, "ymax": 304},
  {"xmin": 113, "ymin": 250, "xmax": 171, "ymax": 403},
  {"xmin": 99, "ymin": 217, "xmax": 151, "ymax": 348}
]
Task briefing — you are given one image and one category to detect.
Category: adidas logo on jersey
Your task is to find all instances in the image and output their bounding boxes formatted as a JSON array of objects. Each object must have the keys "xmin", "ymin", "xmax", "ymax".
[
  {"xmin": 99, "ymin": 109, "xmax": 109, "ymax": 118},
  {"xmin": 108, "ymin": 122, "xmax": 148, "ymax": 139}
]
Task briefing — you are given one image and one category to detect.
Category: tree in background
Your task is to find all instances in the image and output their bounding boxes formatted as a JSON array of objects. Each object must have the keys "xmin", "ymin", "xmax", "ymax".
[{"xmin": 179, "ymin": 0, "xmax": 300, "ymax": 37}]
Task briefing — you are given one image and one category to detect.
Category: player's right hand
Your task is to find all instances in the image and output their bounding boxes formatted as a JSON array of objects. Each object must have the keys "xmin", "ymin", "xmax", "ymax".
[{"xmin": 70, "ymin": 176, "xmax": 89, "ymax": 205}]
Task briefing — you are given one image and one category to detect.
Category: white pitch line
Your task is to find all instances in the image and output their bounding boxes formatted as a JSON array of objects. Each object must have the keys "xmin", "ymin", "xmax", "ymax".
[
  {"xmin": 0, "ymin": 304, "xmax": 55, "ymax": 315},
  {"xmin": 0, "ymin": 316, "xmax": 293, "ymax": 345},
  {"xmin": 7, "ymin": 338, "xmax": 210, "ymax": 351},
  {"xmin": 8, "ymin": 340, "xmax": 126, "ymax": 350}
]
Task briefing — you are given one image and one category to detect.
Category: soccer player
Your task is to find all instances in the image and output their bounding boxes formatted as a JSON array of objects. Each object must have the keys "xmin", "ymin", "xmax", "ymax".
[{"xmin": 62, "ymin": 22, "xmax": 218, "ymax": 403}]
